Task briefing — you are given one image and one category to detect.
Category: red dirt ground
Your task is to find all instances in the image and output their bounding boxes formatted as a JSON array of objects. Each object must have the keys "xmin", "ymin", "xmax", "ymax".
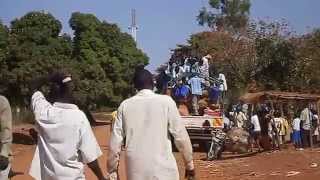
[{"xmin": 10, "ymin": 124, "xmax": 320, "ymax": 180}]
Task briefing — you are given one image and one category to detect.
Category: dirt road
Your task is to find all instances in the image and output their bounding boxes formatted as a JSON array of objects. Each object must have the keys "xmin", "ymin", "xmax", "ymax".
[{"xmin": 10, "ymin": 124, "xmax": 320, "ymax": 180}]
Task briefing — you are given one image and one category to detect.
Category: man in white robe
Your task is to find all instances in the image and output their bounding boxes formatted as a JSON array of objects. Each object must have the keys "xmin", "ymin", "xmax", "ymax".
[
  {"xmin": 108, "ymin": 68, "xmax": 195, "ymax": 180},
  {"xmin": 29, "ymin": 73, "xmax": 106, "ymax": 180},
  {"xmin": 0, "ymin": 96, "xmax": 12, "ymax": 180}
]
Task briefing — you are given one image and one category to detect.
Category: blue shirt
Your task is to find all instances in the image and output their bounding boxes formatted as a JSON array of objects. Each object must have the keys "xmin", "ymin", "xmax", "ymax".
[
  {"xmin": 174, "ymin": 85, "xmax": 190, "ymax": 99},
  {"xmin": 209, "ymin": 86, "xmax": 220, "ymax": 102},
  {"xmin": 188, "ymin": 77, "xmax": 203, "ymax": 95}
]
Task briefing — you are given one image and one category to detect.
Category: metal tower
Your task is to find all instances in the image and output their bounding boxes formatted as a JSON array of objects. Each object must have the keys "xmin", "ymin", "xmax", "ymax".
[{"xmin": 129, "ymin": 9, "xmax": 138, "ymax": 42}]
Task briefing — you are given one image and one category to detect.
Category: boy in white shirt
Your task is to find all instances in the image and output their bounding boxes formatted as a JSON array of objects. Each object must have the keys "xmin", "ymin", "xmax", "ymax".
[
  {"xmin": 250, "ymin": 110, "xmax": 262, "ymax": 152},
  {"xmin": 292, "ymin": 114, "xmax": 303, "ymax": 150}
]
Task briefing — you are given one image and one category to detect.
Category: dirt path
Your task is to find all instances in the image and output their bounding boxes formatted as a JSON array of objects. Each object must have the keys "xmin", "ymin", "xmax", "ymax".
[{"xmin": 10, "ymin": 124, "xmax": 320, "ymax": 180}]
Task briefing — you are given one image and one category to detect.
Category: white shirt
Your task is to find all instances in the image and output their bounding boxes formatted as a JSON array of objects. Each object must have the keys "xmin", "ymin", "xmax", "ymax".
[
  {"xmin": 188, "ymin": 76, "xmax": 204, "ymax": 95},
  {"xmin": 293, "ymin": 118, "xmax": 301, "ymax": 131},
  {"xmin": 313, "ymin": 115, "xmax": 319, "ymax": 135},
  {"xmin": 108, "ymin": 89, "xmax": 194, "ymax": 180},
  {"xmin": 251, "ymin": 115, "xmax": 261, "ymax": 132},
  {"xmin": 300, "ymin": 108, "xmax": 311, "ymax": 130},
  {"xmin": 29, "ymin": 92, "xmax": 102, "ymax": 180},
  {"xmin": 200, "ymin": 57, "xmax": 210, "ymax": 78},
  {"xmin": 218, "ymin": 73, "xmax": 227, "ymax": 91},
  {"xmin": 236, "ymin": 111, "xmax": 247, "ymax": 128}
]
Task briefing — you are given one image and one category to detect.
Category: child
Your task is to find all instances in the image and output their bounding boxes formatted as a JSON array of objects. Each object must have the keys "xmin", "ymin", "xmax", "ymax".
[{"xmin": 292, "ymin": 115, "xmax": 303, "ymax": 150}]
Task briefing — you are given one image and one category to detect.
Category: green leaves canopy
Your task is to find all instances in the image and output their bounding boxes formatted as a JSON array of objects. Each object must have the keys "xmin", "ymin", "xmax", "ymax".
[
  {"xmin": 0, "ymin": 11, "xmax": 149, "ymax": 109},
  {"xmin": 198, "ymin": 0, "xmax": 251, "ymax": 33}
]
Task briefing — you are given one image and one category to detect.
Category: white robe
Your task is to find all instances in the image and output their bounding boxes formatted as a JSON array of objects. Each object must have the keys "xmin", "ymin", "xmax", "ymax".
[
  {"xmin": 108, "ymin": 89, "xmax": 194, "ymax": 180},
  {"xmin": 29, "ymin": 92, "xmax": 102, "ymax": 180}
]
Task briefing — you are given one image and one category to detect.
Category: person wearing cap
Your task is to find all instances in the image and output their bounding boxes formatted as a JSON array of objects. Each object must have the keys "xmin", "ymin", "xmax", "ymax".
[
  {"xmin": 29, "ymin": 72, "xmax": 106, "ymax": 180},
  {"xmin": 0, "ymin": 95, "xmax": 12, "ymax": 180},
  {"xmin": 108, "ymin": 68, "xmax": 195, "ymax": 180}
]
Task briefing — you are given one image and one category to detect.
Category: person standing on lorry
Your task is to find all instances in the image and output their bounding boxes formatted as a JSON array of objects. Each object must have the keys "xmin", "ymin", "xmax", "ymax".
[
  {"xmin": 188, "ymin": 74, "xmax": 204, "ymax": 116},
  {"xmin": 108, "ymin": 67, "xmax": 195, "ymax": 180}
]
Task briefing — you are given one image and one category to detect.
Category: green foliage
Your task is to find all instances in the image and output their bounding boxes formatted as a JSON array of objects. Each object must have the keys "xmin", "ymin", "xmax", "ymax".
[
  {"xmin": 4, "ymin": 12, "xmax": 72, "ymax": 105},
  {"xmin": 198, "ymin": 0, "xmax": 251, "ymax": 33},
  {"xmin": 0, "ymin": 21, "xmax": 9, "ymax": 93},
  {"xmin": 70, "ymin": 12, "xmax": 148, "ymax": 107},
  {"xmin": 294, "ymin": 29, "xmax": 320, "ymax": 93},
  {"xmin": 0, "ymin": 11, "xmax": 149, "ymax": 109}
]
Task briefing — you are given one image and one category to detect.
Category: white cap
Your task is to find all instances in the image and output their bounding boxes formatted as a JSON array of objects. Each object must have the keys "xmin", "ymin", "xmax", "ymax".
[{"xmin": 62, "ymin": 76, "xmax": 72, "ymax": 83}]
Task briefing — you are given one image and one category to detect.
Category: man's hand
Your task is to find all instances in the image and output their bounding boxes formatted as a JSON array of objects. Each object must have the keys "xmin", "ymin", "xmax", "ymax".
[
  {"xmin": 0, "ymin": 155, "xmax": 9, "ymax": 170},
  {"xmin": 185, "ymin": 169, "xmax": 196, "ymax": 180}
]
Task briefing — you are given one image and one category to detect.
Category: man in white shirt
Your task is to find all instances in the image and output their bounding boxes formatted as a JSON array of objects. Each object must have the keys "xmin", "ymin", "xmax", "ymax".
[
  {"xmin": 108, "ymin": 68, "xmax": 195, "ymax": 180},
  {"xmin": 300, "ymin": 106, "xmax": 311, "ymax": 148},
  {"xmin": 29, "ymin": 72, "xmax": 106, "ymax": 180},
  {"xmin": 236, "ymin": 110, "xmax": 247, "ymax": 129},
  {"xmin": 250, "ymin": 111, "xmax": 262, "ymax": 152},
  {"xmin": 200, "ymin": 54, "xmax": 211, "ymax": 78},
  {"xmin": 0, "ymin": 96, "xmax": 12, "ymax": 180}
]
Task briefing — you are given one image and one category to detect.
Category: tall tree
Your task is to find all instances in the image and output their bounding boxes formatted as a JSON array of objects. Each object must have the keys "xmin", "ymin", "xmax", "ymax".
[
  {"xmin": 0, "ymin": 21, "xmax": 9, "ymax": 93},
  {"xmin": 198, "ymin": 0, "xmax": 251, "ymax": 33},
  {"xmin": 70, "ymin": 12, "xmax": 148, "ymax": 107},
  {"xmin": 295, "ymin": 29, "xmax": 320, "ymax": 93},
  {"xmin": 166, "ymin": 19, "xmax": 301, "ymax": 101},
  {"xmin": 6, "ymin": 11, "xmax": 72, "ymax": 105}
]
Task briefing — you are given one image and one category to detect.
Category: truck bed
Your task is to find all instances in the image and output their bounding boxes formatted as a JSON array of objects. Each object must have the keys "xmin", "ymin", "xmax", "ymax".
[{"xmin": 181, "ymin": 115, "xmax": 223, "ymax": 141}]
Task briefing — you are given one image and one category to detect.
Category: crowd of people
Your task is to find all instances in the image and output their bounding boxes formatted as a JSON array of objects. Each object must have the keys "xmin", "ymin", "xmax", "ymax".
[
  {"xmin": 1, "ymin": 61, "xmax": 319, "ymax": 180},
  {"xmin": 157, "ymin": 54, "xmax": 227, "ymax": 116},
  {"xmin": 228, "ymin": 103, "xmax": 320, "ymax": 152},
  {"xmin": 0, "ymin": 68, "xmax": 196, "ymax": 180}
]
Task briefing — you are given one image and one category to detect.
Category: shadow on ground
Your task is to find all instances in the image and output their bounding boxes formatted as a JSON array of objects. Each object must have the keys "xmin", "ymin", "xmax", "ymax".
[{"xmin": 13, "ymin": 133, "xmax": 35, "ymax": 145}]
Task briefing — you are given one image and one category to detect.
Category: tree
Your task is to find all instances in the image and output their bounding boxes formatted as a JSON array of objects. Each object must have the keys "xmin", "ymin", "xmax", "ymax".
[
  {"xmin": 168, "ymin": 30, "xmax": 256, "ymax": 99},
  {"xmin": 165, "ymin": 19, "xmax": 302, "ymax": 101},
  {"xmin": 294, "ymin": 29, "xmax": 320, "ymax": 93},
  {"xmin": 5, "ymin": 11, "xmax": 72, "ymax": 106},
  {"xmin": 70, "ymin": 12, "xmax": 148, "ymax": 107},
  {"xmin": 0, "ymin": 21, "xmax": 9, "ymax": 93},
  {"xmin": 0, "ymin": 11, "xmax": 150, "ymax": 113},
  {"xmin": 197, "ymin": 0, "xmax": 251, "ymax": 33}
]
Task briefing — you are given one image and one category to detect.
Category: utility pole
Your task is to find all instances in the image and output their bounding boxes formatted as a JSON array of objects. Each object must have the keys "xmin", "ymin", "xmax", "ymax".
[{"xmin": 129, "ymin": 9, "xmax": 138, "ymax": 43}]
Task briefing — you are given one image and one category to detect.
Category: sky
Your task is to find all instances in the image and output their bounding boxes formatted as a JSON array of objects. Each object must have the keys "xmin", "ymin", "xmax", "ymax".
[{"xmin": 1, "ymin": 0, "xmax": 320, "ymax": 72}]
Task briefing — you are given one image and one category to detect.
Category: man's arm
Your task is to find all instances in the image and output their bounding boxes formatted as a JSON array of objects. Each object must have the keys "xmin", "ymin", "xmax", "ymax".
[
  {"xmin": 29, "ymin": 73, "xmax": 65, "ymax": 121},
  {"xmin": 79, "ymin": 114, "xmax": 104, "ymax": 179},
  {"xmin": 107, "ymin": 104, "xmax": 125, "ymax": 177},
  {"xmin": 0, "ymin": 97, "xmax": 12, "ymax": 170},
  {"xmin": 167, "ymin": 98, "xmax": 195, "ymax": 176}
]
